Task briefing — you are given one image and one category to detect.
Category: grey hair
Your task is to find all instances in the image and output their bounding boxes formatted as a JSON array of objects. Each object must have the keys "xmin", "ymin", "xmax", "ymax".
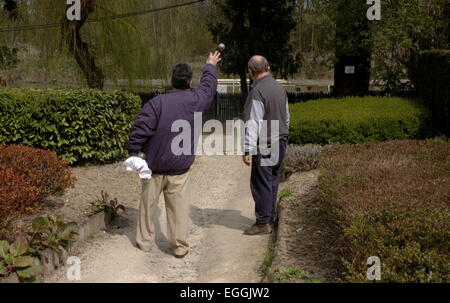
[{"xmin": 248, "ymin": 55, "xmax": 270, "ymax": 74}]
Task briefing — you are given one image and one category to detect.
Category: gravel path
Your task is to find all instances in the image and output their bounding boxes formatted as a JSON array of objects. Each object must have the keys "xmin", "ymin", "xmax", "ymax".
[
  {"xmin": 269, "ymin": 170, "xmax": 343, "ymax": 282},
  {"xmin": 44, "ymin": 155, "xmax": 270, "ymax": 283}
]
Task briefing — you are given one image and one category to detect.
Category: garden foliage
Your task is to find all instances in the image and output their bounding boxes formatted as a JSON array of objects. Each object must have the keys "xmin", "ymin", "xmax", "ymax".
[
  {"xmin": 0, "ymin": 236, "xmax": 42, "ymax": 282},
  {"xmin": 0, "ymin": 215, "xmax": 79, "ymax": 283},
  {"xmin": 281, "ymin": 144, "xmax": 328, "ymax": 181},
  {"xmin": 319, "ymin": 140, "xmax": 450, "ymax": 282},
  {"xmin": 0, "ymin": 88, "xmax": 141, "ymax": 164},
  {"xmin": 28, "ymin": 216, "xmax": 78, "ymax": 252},
  {"xmin": 289, "ymin": 97, "xmax": 431, "ymax": 145},
  {"xmin": 283, "ymin": 144, "xmax": 327, "ymax": 172},
  {"xmin": 0, "ymin": 144, "xmax": 75, "ymax": 218}
]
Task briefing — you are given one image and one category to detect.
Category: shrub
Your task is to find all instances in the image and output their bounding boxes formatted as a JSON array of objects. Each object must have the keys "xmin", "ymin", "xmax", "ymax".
[
  {"xmin": 417, "ymin": 49, "xmax": 450, "ymax": 135},
  {"xmin": 0, "ymin": 165, "xmax": 40, "ymax": 217},
  {"xmin": 0, "ymin": 144, "xmax": 75, "ymax": 198},
  {"xmin": 281, "ymin": 144, "xmax": 328, "ymax": 180},
  {"xmin": 289, "ymin": 97, "xmax": 431, "ymax": 145},
  {"xmin": 0, "ymin": 144, "xmax": 75, "ymax": 218},
  {"xmin": 343, "ymin": 207, "xmax": 449, "ymax": 283},
  {"xmin": 284, "ymin": 144, "xmax": 327, "ymax": 172},
  {"xmin": 0, "ymin": 88, "xmax": 141, "ymax": 165},
  {"xmin": 319, "ymin": 139, "xmax": 450, "ymax": 282}
]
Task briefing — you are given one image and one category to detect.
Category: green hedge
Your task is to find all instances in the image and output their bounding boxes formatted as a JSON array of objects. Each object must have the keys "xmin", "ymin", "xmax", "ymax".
[
  {"xmin": 417, "ymin": 49, "xmax": 450, "ymax": 135},
  {"xmin": 289, "ymin": 97, "xmax": 431, "ymax": 145},
  {"xmin": 0, "ymin": 88, "xmax": 141, "ymax": 165}
]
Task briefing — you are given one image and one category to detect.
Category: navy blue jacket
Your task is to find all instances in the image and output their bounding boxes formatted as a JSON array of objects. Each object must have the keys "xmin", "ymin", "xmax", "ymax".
[{"xmin": 125, "ymin": 64, "xmax": 217, "ymax": 175}]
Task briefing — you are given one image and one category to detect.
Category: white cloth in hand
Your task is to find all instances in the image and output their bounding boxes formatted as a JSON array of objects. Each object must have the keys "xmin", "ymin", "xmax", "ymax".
[{"xmin": 123, "ymin": 157, "xmax": 152, "ymax": 179}]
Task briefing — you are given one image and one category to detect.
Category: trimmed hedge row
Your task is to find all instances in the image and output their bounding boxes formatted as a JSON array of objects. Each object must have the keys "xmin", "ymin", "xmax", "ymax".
[
  {"xmin": 0, "ymin": 88, "xmax": 141, "ymax": 165},
  {"xmin": 288, "ymin": 97, "xmax": 431, "ymax": 145},
  {"xmin": 319, "ymin": 140, "xmax": 450, "ymax": 282},
  {"xmin": 417, "ymin": 49, "xmax": 450, "ymax": 135}
]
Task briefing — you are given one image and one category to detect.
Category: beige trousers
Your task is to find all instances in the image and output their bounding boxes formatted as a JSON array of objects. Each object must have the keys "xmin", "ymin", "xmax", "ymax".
[{"xmin": 136, "ymin": 171, "xmax": 190, "ymax": 253}]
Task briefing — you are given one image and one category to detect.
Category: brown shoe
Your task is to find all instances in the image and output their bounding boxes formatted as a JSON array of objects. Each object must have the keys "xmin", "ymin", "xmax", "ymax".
[{"xmin": 244, "ymin": 223, "xmax": 271, "ymax": 235}]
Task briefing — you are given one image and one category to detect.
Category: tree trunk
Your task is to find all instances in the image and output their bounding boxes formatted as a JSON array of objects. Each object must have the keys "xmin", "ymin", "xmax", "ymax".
[
  {"xmin": 444, "ymin": 0, "xmax": 450, "ymax": 47},
  {"xmin": 61, "ymin": 0, "xmax": 104, "ymax": 89},
  {"xmin": 239, "ymin": 69, "xmax": 248, "ymax": 95}
]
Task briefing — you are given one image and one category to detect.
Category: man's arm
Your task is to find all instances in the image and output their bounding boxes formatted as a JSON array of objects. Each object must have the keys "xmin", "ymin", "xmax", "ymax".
[
  {"xmin": 193, "ymin": 51, "xmax": 221, "ymax": 112},
  {"xmin": 243, "ymin": 89, "xmax": 265, "ymax": 155},
  {"xmin": 125, "ymin": 99, "xmax": 160, "ymax": 156}
]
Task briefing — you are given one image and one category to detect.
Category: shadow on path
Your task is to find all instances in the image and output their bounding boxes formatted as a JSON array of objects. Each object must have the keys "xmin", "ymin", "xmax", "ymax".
[
  {"xmin": 105, "ymin": 207, "xmax": 173, "ymax": 256},
  {"xmin": 106, "ymin": 204, "xmax": 255, "ymax": 255},
  {"xmin": 190, "ymin": 205, "xmax": 254, "ymax": 231}
]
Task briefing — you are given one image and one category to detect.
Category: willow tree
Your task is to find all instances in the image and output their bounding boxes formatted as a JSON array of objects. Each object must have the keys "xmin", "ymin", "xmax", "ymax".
[
  {"xmin": 62, "ymin": 0, "xmax": 104, "ymax": 89},
  {"xmin": 0, "ymin": 0, "xmax": 17, "ymax": 70},
  {"xmin": 0, "ymin": 0, "xmax": 213, "ymax": 89}
]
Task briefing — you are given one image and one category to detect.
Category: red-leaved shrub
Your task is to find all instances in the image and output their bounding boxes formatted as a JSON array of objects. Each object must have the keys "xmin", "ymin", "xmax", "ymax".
[
  {"xmin": 0, "ymin": 144, "xmax": 75, "ymax": 198},
  {"xmin": 0, "ymin": 165, "xmax": 40, "ymax": 217},
  {"xmin": 319, "ymin": 139, "xmax": 450, "ymax": 282},
  {"xmin": 0, "ymin": 144, "xmax": 76, "ymax": 218}
]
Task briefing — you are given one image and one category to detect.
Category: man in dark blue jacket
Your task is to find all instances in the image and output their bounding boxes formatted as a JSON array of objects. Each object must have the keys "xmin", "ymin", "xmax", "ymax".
[{"xmin": 125, "ymin": 51, "xmax": 221, "ymax": 258}]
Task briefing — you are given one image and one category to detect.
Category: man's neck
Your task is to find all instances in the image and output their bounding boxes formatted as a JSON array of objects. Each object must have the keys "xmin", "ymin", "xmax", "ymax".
[{"xmin": 252, "ymin": 72, "xmax": 270, "ymax": 82}]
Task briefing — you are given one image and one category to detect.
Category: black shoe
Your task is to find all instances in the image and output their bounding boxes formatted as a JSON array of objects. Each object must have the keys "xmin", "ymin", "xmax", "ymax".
[{"xmin": 244, "ymin": 223, "xmax": 271, "ymax": 235}]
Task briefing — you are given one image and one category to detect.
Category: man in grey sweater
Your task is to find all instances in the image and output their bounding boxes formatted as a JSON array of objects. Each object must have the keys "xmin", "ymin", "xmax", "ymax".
[{"xmin": 242, "ymin": 55, "xmax": 290, "ymax": 235}]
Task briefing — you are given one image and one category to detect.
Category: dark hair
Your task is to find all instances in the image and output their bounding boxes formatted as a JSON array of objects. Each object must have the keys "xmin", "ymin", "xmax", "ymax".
[{"xmin": 171, "ymin": 64, "xmax": 193, "ymax": 89}]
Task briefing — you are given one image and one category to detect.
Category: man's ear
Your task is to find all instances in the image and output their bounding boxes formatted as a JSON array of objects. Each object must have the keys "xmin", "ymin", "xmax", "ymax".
[{"xmin": 189, "ymin": 80, "xmax": 193, "ymax": 88}]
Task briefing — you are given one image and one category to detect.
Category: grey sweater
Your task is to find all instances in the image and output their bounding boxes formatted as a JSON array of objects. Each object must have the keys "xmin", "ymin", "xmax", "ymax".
[{"xmin": 242, "ymin": 74, "xmax": 290, "ymax": 154}]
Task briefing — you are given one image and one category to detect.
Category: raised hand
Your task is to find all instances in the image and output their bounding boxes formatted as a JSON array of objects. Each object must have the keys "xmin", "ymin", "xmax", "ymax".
[{"xmin": 206, "ymin": 51, "xmax": 222, "ymax": 66}]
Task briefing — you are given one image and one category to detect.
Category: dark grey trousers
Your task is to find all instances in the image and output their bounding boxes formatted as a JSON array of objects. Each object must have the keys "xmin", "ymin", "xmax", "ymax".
[{"xmin": 250, "ymin": 140, "xmax": 287, "ymax": 224}]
